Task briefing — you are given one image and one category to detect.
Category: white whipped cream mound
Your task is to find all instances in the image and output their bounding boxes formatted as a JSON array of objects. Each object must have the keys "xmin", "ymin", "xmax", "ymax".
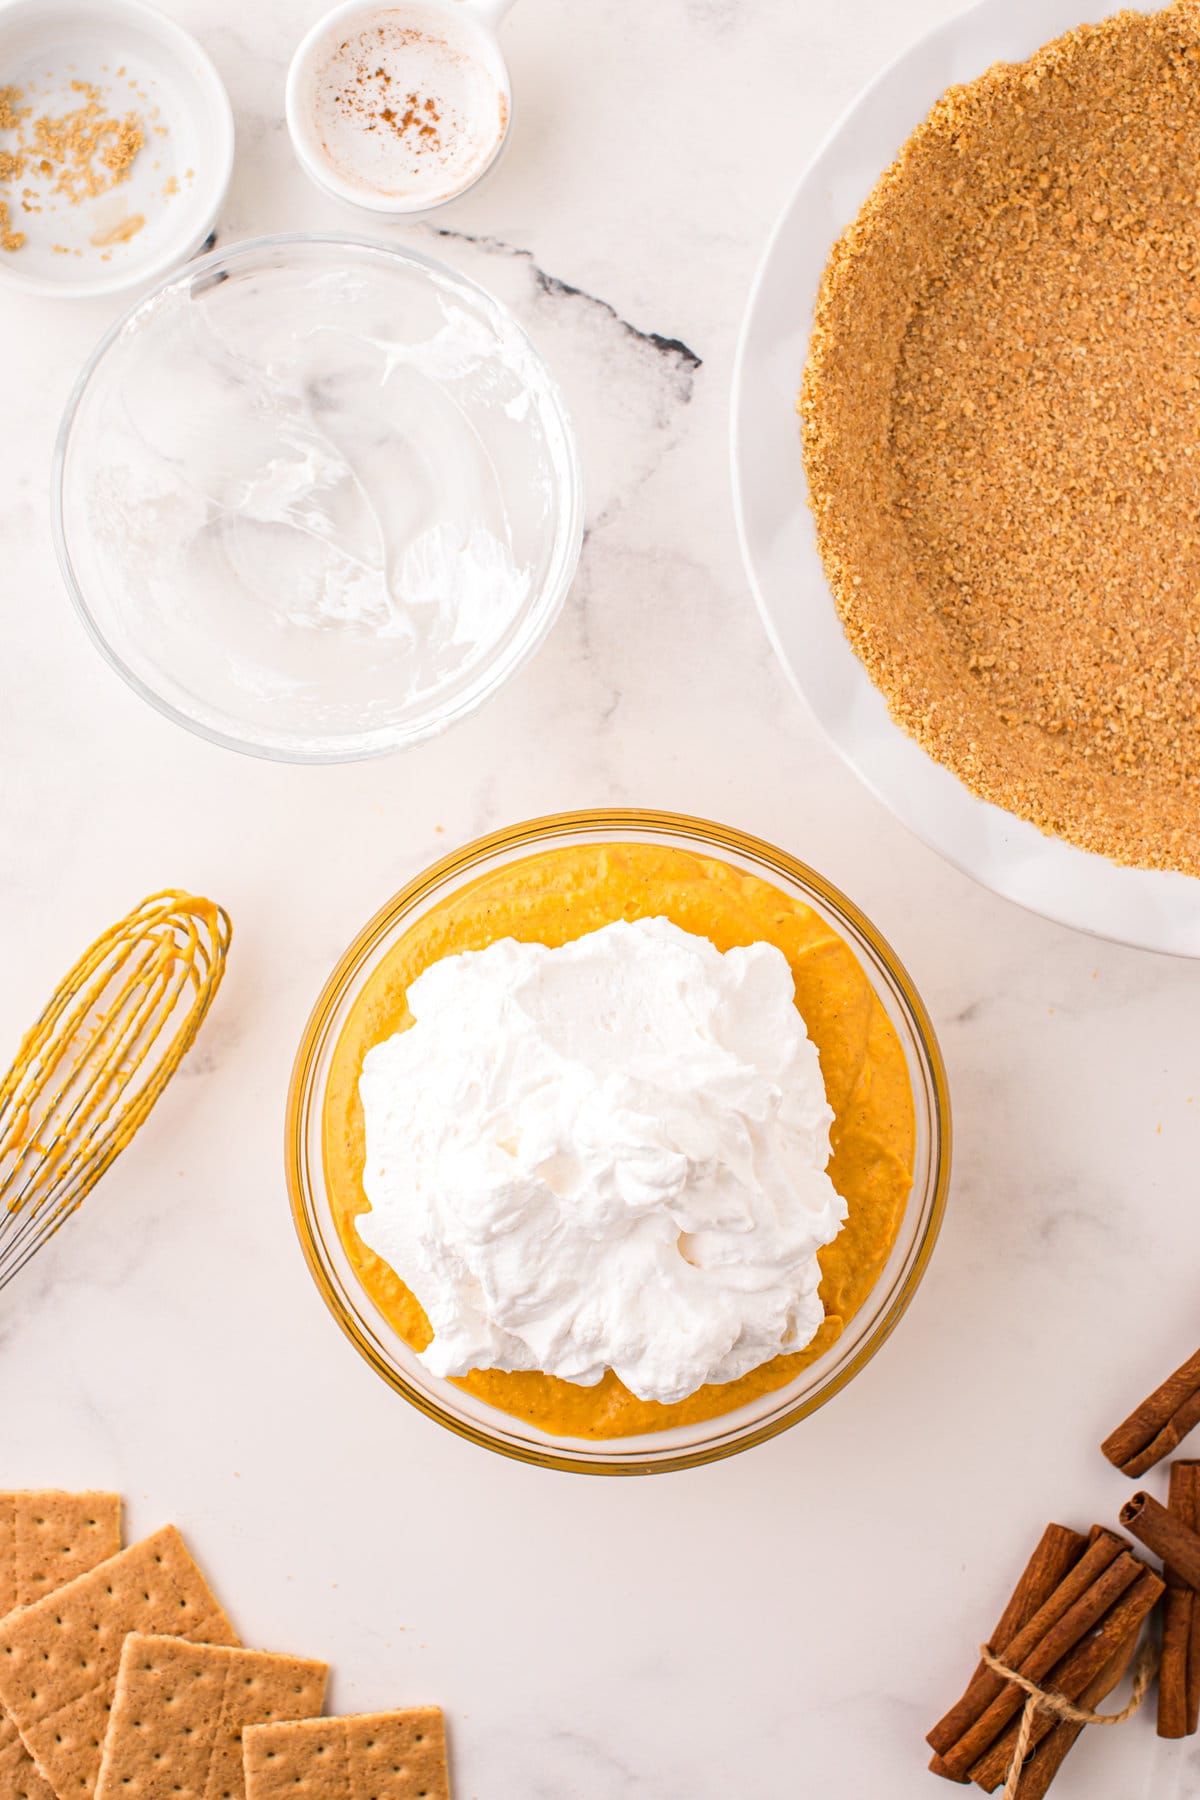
[{"xmin": 357, "ymin": 916, "xmax": 847, "ymax": 1407}]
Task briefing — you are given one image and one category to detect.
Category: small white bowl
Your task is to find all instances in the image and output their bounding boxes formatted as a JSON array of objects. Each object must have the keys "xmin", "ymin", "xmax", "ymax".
[
  {"xmin": 286, "ymin": 0, "xmax": 513, "ymax": 216},
  {"xmin": 0, "ymin": 0, "xmax": 233, "ymax": 301}
]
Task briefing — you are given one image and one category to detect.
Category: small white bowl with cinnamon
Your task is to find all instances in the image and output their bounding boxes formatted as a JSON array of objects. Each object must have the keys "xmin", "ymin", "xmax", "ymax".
[{"xmin": 286, "ymin": 0, "xmax": 514, "ymax": 216}]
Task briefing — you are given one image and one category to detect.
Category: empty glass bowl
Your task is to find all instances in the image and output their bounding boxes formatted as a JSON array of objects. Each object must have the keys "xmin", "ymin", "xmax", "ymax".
[{"xmin": 53, "ymin": 234, "xmax": 583, "ymax": 760}]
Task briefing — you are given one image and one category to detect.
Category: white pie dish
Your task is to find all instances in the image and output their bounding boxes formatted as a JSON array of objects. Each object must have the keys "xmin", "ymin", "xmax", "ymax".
[{"xmin": 731, "ymin": 0, "xmax": 1200, "ymax": 956}]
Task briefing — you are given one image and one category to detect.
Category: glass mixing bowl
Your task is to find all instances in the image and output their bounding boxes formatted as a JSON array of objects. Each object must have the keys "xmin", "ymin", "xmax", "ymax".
[
  {"xmin": 53, "ymin": 234, "xmax": 583, "ymax": 761},
  {"xmin": 286, "ymin": 810, "xmax": 951, "ymax": 1475}
]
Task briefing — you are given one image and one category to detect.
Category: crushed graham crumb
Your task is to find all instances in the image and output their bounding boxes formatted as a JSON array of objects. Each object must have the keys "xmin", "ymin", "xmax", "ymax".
[
  {"xmin": 0, "ymin": 78, "xmax": 145, "ymax": 250},
  {"xmin": 0, "ymin": 198, "xmax": 23, "ymax": 251},
  {"xmin": 26, "ymin": 82, "xmax": 144, "ymax": 202},
  {"xmin": 801, "ymin": 0, "xmax": 1200, "ymax": 875}
]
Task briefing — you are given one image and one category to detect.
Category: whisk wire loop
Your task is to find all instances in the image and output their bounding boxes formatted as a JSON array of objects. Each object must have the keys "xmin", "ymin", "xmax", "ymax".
[{"xmin": 0, "ymin": 890, "xmax": 230, "ymax": 1291}]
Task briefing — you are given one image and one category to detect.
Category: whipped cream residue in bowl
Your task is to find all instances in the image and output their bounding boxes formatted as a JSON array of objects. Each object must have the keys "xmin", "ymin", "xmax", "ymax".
[
  {"xmin": 357, "ymin": 917, "xmax": 848, "ymax": 1405},
  {"xmin": 54, "ymin": 235, "xmax": 582, "ymax": 761}
]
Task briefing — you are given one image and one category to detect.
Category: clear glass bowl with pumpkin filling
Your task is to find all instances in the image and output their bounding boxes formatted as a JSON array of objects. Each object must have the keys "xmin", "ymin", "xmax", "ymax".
[{"xmin": 286, "ymin": 809, "xmax": 951, "ymax": 1474}]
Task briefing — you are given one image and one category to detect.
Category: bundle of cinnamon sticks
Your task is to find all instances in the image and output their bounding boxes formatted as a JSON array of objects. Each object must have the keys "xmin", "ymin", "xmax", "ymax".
[
  {"xmin": 927, "ymin": 1524, "xmax": 1161, "ymax": 1795},
  {"xmin": 925, "ymin": 1338, "xmax": 1200, "ymax": 1792}
]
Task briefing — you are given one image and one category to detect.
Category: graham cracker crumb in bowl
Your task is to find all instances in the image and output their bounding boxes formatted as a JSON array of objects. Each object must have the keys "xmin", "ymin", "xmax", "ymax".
[
  {"xmin": 801, "ymin": 0, "xmax": 1200, "ymax": 877},
  {"xmin": 0, "ymin": 197, "xmax": 23, "ymax": 251},
  {"xmin": 0, "ymin": 78, "xmax": 144, "ymax": 252}
]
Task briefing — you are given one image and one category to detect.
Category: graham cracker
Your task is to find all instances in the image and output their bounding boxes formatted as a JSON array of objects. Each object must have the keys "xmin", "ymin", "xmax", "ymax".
[
  {"xmin": 243, "ymin": 1708, "xmax": 449, "ymax": 1800},
  {"xmin": 0, "ymin": 1524, "xmax": 237, "ymax": 1800},
  {"xmin": 0, "ymin": 1492, "xmax": 122, "ymax": 1800},
  {"xmin": 94, "ymin": 1633, "xmax": 328, "ymax": 1800},
  {"xmin": 0, "ymin": 1493, "xmax": 121, "ymax": 1617}
]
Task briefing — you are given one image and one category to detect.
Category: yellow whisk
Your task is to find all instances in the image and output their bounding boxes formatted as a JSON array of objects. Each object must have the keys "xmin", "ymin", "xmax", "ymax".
[{"xmin": 0, "ymin": 891, "xmax": 231, "ymax": 1291}]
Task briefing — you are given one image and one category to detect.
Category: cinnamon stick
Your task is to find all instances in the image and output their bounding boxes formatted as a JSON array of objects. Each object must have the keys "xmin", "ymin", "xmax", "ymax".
[
  {"xmin": 1188, "ymin": 1539, "xmax": 1200, "ymax": 1738},
  {"xmin": 1157, "ymin": 1461, "xmax": 1200, "ymax": 1738},
  {"xmin": 936, "ymin": 1540, "xmax": 1140, "ymax": 1781},
  {"xmin": 1014, "ymin": 1625, "xmax": 1140, "ymax": 1800},
  {"xmin": 1119, "ymin": 1489, "xmax": 1200, "ymax": 1591},
  {"xmin": 1160, "ymin": 1588, "xmax": 1193, "ymax": 1738},
  {"xmin": 928, "ymin": 1523, "xmax": 1089, "ymax": 1780},
  {"xmin": 968, "ymin": 1566, "xmax": 1164, "ymax": 1791},
  {"xmin": 1158, "ymin": 1463, "xmax": 1197, "ymax": 1738},
  {"xmin": 1102, "ymin": 1344, "xmax": 1200, "ymax": 1477}
]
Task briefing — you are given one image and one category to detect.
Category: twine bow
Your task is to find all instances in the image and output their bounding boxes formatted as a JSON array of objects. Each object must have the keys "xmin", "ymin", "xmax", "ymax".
[{"xmin": 978, "ymin": 1637, "xmax": 1158, "ymax": 1800}]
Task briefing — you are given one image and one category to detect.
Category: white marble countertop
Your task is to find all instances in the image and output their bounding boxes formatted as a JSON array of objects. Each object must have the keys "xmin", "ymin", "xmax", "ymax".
[{"xmin": 4, "ymin": 1, "xmax": 1200, "ymax": 1795}]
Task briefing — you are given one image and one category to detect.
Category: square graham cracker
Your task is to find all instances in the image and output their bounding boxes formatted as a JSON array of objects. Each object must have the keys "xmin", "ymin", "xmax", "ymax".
[
  {"xmin": 0, "ymin": 1524, "xmax": 237, "ymax": 1800},
  {"xmin": 94, "ymin": 1633, "xmax": 328, "ymax": 1800},
  {"xmin": 0, "ymin": 1493, "xmax": 121, "ymax": 1618},
  {"xmin": 0, "ymin": 1492, "xmax": 122, "ymax": 1800},
  {"xmin": 243, "ymin": 1708, "xmax": 449, "ymax": 1800}
]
